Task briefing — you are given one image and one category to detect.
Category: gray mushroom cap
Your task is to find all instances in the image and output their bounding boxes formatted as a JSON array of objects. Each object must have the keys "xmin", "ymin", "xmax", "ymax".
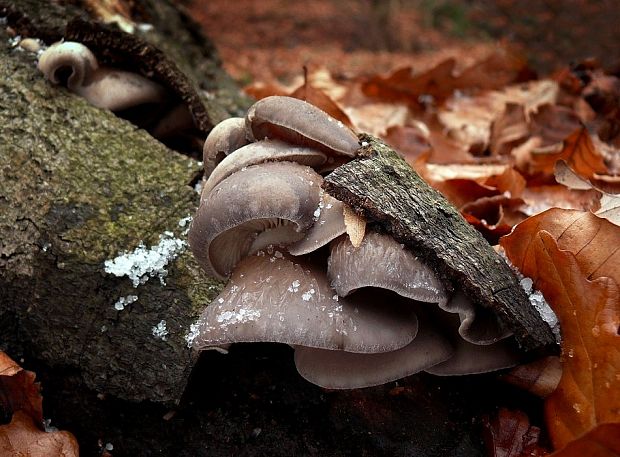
[
  {"xmin": 328, "ymin": 231, "xmax": 448, "ymax": 305},
  {"xmin": 440, "ymin": 290, "xmax": 513, "ymax": 345},
  {"xmin": 202, "ymin": 139, "xmax": 327, "ymax": 197},
  {"xmin": 246, "ymin": 96, "xmax": 360, "ymax": 157},
  {"xmin": 38, "ymin": 41, "xmax": 167, "ymax": 111},
  {"xmin": 191, "ymin": 253, "xmax": 419, "ymax": 353},
  {"xmin": 188, "ymin": 161, "xmax": 323, "ymax": 279},
  {"xmin": 294, "ymin": 316, "xmax": 453, "ymax": 389},
  {"xmin": 202, "ymin": 117, "xmax": 250, "ymax": 176},
  {"xmin": 288, "ymin": 192, "xmax": 346, "ymax": 256}
]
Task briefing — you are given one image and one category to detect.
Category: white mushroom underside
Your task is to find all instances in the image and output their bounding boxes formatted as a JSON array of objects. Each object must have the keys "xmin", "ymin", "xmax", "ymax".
[{"xmin": 191, "ymin": 254, "xmax": 419, "ymax": 353}]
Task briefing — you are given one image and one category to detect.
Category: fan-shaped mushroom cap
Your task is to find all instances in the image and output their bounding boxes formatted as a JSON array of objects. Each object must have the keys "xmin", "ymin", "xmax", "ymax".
[
  {"xmin": 191, "ymin": 254, "xmax": 419, "ymax": 353},
  {"xmin": 294, "ymin": 318, "xmax": 453, "ymax": 389},
  {"xmin": 288, "ymin": 192, "xmax": 346, "ymax": 256},
  {"xmin": 246, "ymin": 96, "xmax": 360, "ymax": 157},
  {"xmin": 328, "ymin": 231, "xmax": 447, "ymax": 305},
  {"xmin": 189, "ymin": 162, "xmax": 323, "ymax": 279},
  {"xmin": 424, "ymin": 338, "xmax": 519, "ymax": 376},
  {"xmin": 440, "ymin": 290, "xmax": 513, "ymax": 345},
  {"xmin": 202, "ymin": 139, "xmax": 327, "ymax": 197},
  {"xmin": 38, "ymin": 41, "xmax": 167, "ymax": 111},
  {"xmin": 202, "ymin": 117, "xmax": 250, "ymax": 176},
  {"xmin": 38, "ymin": 41, "xmax": 99, "ymax": 88}
]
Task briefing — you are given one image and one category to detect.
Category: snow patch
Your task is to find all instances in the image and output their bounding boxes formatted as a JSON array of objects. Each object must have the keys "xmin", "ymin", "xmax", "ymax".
[
  {"xmin": 113, "ymin": 294, "xmax": 138, "ymax": 311},
  {"xmin": 152, "ymin": 320, "xmax": 169, "ymax": 340}
]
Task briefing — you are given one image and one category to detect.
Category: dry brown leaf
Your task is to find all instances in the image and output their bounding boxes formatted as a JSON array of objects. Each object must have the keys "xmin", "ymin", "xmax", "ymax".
[
  {"xmin": 528, "ymin": 128, "xmax": 608, "ymax": 178},
  {"xmin": 520, "ymin": 185, "xmax": 601, "ymax": 216},
  {"xmin": 0, "ymin": 411, "xmax": 79, "ymax": 457},
  {"xmin": 482, "ymin": 408, "xmax": 547, "ymax": 457},
  {"xmin": 343, "ymin": 204, "xmax": 366, "ymax": 248},
  {"xmin": 550, "ymin": 423, "xmax": 620, "ymax": 457},
  {"xmin": 597, "ymin": 193, "xmax": 620, "ymax": 225},
  {"xmin": 500, "ymin": 208, "xmax": 620, "ymax": 285},
  {"xmin": 0, "ymin": 352, "xmax": 42, "ymax": 425},
  {"xmin": 502, "ymin": 356, "xmax": 563, "ymax": 398},
  {"xmin": 502, "ymin": 231, "xmax": 620, "ymax": 450}
]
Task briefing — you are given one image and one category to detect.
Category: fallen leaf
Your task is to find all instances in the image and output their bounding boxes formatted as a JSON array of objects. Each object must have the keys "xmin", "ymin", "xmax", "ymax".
[
  {"xmin": 482, "ymin": 408, "xmax": 547, "ymax": 457},
  {"xmin": 550, "ymin": 423, "xmax": 620, "ymax": 457},
  {"xmin": 528, "ymin": 128, "xmax": 608, "ymax": 178},
  {"xmin": 0, "ymin": 411, "xmax": 79, "ymax": 457},
  {"xmin": 502, "ymin": 231, "xmax": 620, "ymax": 450},
  {"xmin": 0, "ymin": 352, "xmax": 42, "ymax": 425},
  {"xmin": 501, "ymin": 208, "xmax": 620, "ymax": 285},
  {"xmin": 597, "ymin": 193, "xmax": 620, "ymax": 225},
  {"xmin": 502, "ymin": 356, "xmax": 563, "ymax": 398},
  {"xmin": 343, "ymin": 204, "xmax": 366, "ymax": 248}
]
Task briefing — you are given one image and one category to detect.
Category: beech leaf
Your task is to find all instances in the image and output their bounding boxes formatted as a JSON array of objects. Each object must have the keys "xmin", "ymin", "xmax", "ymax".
[
  {"xmin": 550, "ymin": 423, "xmax": 620, "ymax": 457},
  {"xmin": 0, "ymin": 351, "xmax": 43, "ymax": 425}
]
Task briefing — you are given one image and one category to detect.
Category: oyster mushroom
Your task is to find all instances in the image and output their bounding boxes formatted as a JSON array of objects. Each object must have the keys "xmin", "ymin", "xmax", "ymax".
[
  {"xmin": 188, "ymin": 161, "xmax": 322, "ymax": 279},
  {"xmin": 201, "ymin": 139, "xmax": 328, "ymax": 196},
  {"xmin": 38, "ymin": 41, "xmax": 167, "ymax": 112},
  {"xmin": 191, "ymin": 254, "xmax": 419, "ymax": 353},
  {"xmin": 202, "ymin": 117, "xmax": 250, "ymax": 176},
  {"xmin": 246, "ymin": 96, "xmax": 360, "ymax": 157}
]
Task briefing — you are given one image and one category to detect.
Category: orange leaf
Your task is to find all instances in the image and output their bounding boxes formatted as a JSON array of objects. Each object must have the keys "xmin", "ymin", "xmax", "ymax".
[
  {"xmin": 529, "ymin": 128, "xmax": 608, "ymax": 178},
  {"xmin": 550, "ymin": 423, "xmax": 620, "ymax": 457},
  {"xmin": 503, "ymin": 231, "xmax": 620, "ymax": 449},
  {"xmin": 482, "ymin": 408, "xmax": 547, "ymax": 457},
  {"xmin": 501, "ymin": 208, "xmax": 619, "ymax": 285},
  {"xmin": 0, "ymin": 352, "xmax": 42, "ymax": 425},
  {"xmin": 0, "ymin": 411, "xmax": 79, "ymax": 457}
]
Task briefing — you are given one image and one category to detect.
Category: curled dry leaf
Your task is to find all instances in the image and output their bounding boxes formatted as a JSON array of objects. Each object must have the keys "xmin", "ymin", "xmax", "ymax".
[
  {"xmin": 0, "ymin": 411, "xmax": 79, "ymax": 457},
  {"xmin": 502, "ymin": 230, "xmax": 620, "ymax": 450},
  {"xmin": 482, "ymin": 408, "xmax": 547, "ymax": 457},
  {"xmin": 502, "ymin": 356, "xmax": 563, "ymax": 398},
  {"xmin": 0, "ymin": 351, "xmax": 42, "ymax": 425}
]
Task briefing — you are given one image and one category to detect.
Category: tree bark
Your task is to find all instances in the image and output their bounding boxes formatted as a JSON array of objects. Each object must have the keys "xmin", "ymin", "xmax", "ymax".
[
  {"xmin": 0, "ymin": 0, "xmax": 248, "ymax": 405},
  {"xmin": 324, "ymin": 134, "xmax": 557, "ymax": 353}
]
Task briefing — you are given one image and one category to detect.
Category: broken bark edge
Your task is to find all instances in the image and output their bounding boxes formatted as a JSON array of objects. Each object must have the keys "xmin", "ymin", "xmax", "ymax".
[{"xmin": 323, "ymin": 133, "xmax": 558, "ymax": 356}]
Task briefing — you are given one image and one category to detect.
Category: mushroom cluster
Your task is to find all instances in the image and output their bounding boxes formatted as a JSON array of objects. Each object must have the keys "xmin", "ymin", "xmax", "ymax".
[
  {"xmin": 188, "ymin": 96, "xmax": 519, "ymax": 389},
  {"xmin": 37, "ymin": 41, "xmax": 191, "ymax": 141}
]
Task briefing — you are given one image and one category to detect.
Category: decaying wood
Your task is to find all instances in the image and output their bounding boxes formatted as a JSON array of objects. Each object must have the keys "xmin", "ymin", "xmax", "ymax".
[
  {"xmin": 0, "ymin": 0, "xmax": 248, "ymax": 405},
  {"xmin": 324, "ymin": 134, "xmax": 557, "ymax": 353}
]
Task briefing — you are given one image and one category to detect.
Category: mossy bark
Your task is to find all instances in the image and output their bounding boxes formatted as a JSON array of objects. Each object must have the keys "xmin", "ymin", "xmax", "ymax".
[{"xmin": 0, "ymin": 2, "xmax": 234, "ymax": 405}]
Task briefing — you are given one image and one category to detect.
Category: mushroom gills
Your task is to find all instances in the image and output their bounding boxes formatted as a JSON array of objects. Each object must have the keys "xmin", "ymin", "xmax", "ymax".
[
  {"xmin": 294, "ymin": 315, "xmax": 453, "ymax": 390},
  {"xmin": 246, "ymin": 96, "xmax": 360, "ymax": 157},
  {"xmin": 191, "ymin": 254, "xmax": 418, "ymax": 353},
  {"xmin": 328, "ymin": 231, "xmax": 447, "ymax": 305}
]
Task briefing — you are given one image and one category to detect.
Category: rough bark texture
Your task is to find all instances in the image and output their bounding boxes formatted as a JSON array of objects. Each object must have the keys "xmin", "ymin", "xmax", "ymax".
[
  {"xmin": 324, "ymin": 134, "xmax": 557, "ymax": 353},
  {"xmin": 0, "ymin": 3, "xmax": 236, "ymax": 405}
]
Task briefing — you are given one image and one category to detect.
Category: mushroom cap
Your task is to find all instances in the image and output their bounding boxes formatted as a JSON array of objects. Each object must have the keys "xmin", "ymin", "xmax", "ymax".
[
  {"xmin": 38, "ymin": 41, "xmax": 98, "ymax": 88},
  {"xmin": 439, "ymin": 290, "xmax": 513, "ymax": 345},
  {"xmin": 191, "ymin": 253, "xmax": 419, "ymax": 353},
  {"xmin": 246, "ymin": 96, "xmax": 360, "ymax": 157},
  {"xmin": 328, "ymin": 231, "xmax": 447, "ymax": 305},
  {"xmin": 188, "ymin": 161, "xmax": 323, "ymax": 279},
  {"xmin": 202, "ymin": 117, "xmax": 250, "ymax": 176},
  {"xmin": 202, "ymin": 139, "xmax": 327, "ymax": 197},
  {"xmin": 73, "ymin": 68, "xmax": 167, "ymax": 111},
  {"xmin": 294, "ymin": 317, "xmax": 453, "ymax": 389},
  {"xmin": 288, "ymin": 192, "xmax": 346, "ymax": 256}
]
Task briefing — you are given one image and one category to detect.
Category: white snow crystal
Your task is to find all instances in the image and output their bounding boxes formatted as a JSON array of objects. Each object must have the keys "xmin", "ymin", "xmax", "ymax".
[
  {"xmin": 113, "ymin": 294, "xmax": 138, "ymax": 311},
  {"xmin": 184, "ymin": 322, "xmax": 201, "ymax": 347},
  {"xmin": 104, "ymin": 233, "xmax": 186, "ymax": 287},
  {"xmin": 152, "ymin": 320, "xmax": 169, "ymax": 340}
]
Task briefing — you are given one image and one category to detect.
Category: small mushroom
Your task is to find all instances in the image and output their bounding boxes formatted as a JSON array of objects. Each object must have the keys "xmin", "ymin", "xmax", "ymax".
[
  {"xmin": 202, "ymin": 139, "xmax": 327, "ymax": 196},
  {"xmin": 288, "ymin": 192, "xmax": 346, "ymax": 256},
  {"xmin": 328, "ymin": 231, "xmax": 448, "ymax": 305},
  {"xmin": 191, "ymin": 253, "xmax": 419, "ymax": 353},
  {"xmin": 202, "ymin": 117, "xmax": 250, "ymax": 177},
  {"xmin": 38, "ymin": 41, "xmax": 167, "ymax": 112},
  {"xmin": 294, "ymin": 314, "xmax": 453, "ymax": 389},
  {"xmin": 188, "ymin": 161, "xmax": 323, "ymax": 279},
  {"xmin": 246, "ymin": 96, "xmax": 360, "ymax": 157}
]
